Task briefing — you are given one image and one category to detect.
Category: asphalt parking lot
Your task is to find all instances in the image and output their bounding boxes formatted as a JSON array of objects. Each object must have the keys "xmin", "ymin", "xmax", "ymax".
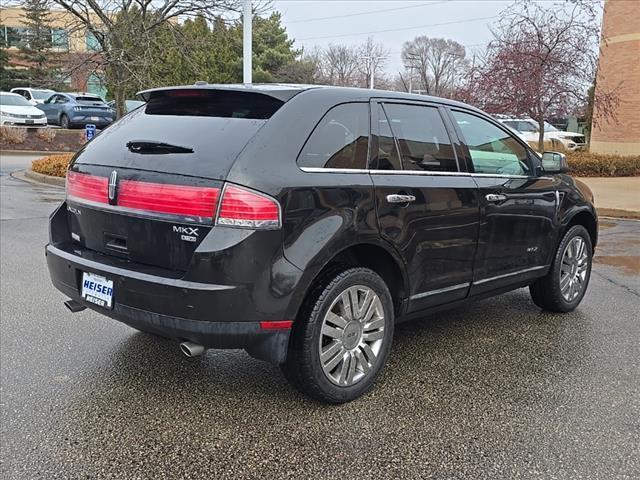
[{"xmin": 1, "ymin": 153, "xmax": 638, "ymax": 479}]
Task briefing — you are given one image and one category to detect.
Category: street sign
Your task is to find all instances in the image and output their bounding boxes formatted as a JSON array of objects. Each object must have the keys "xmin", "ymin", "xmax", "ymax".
[{"xmin": 85, "ymin": 124, "xmax": 97, "ymax": 142}]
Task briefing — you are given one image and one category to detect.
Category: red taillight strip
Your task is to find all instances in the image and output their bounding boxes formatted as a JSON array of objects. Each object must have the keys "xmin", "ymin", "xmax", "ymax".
[
  {"xmin": 216, "ymin": 184, "xmax": 281, "ymax": 228},
  {"xmin": 118, "ymin": 180, "xmax": 219, "ymax": 219},
  {"xmin": 66, "ymin": 171, "xmax": 108, "ymax": 204},
  {"xmin": 260, "ymin": 320, "xmax": 293, "ymax": 330}
]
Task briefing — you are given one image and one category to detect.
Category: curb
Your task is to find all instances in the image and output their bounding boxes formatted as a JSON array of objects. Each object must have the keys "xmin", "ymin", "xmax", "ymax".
[{"xmin": 21, "ymin": 168, "xmax": 66, "ymax": 187}]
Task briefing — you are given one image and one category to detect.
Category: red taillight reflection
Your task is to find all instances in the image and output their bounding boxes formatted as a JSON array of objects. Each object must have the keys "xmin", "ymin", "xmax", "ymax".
[
  {"xmin": 118, "ymin": 180, "xmax": 219, "ymax": 219},
  {"xmin": 260, "ymin": 320, "xmax": 293, "ymax": 330},
  {"xmin": 66, "ymin": 171, "xmax": 108, "ymax": 204},
  {"xmin": 217, "ymin": 184, "xmax": 280, "ymax": 229}
]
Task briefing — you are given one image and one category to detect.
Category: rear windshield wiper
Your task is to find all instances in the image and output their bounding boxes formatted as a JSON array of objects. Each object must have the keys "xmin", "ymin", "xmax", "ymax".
[{"xmin": 126, "ymin": 141, "xmax": 194, "ymax": 154}]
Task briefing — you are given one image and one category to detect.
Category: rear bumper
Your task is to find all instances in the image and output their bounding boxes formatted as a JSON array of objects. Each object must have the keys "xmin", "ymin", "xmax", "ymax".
[{"xmin": 45, "ymin": 243, "xmax": 291, "ymax": 364}]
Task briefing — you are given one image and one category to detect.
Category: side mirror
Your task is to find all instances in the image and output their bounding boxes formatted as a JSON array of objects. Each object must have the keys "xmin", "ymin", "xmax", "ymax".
[{"xmin": 541, "ymin": 151, "xmax": 569, "ymax": 174}]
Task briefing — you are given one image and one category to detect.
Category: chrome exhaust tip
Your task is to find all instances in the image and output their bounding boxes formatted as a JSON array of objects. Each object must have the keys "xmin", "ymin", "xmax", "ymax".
[
  {"xmin": 64, "ymin": 299, "xmax": 86, "ymax": 313},
  {"xmin": 180, "ymin": 341, "xmax": 205, "ymax": 358}
]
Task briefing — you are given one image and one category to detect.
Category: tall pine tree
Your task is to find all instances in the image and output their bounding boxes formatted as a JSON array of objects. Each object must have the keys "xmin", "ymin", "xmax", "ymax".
[{"xmin": 20, "ymin": 0, "xmax": 54, "ymax": 86}]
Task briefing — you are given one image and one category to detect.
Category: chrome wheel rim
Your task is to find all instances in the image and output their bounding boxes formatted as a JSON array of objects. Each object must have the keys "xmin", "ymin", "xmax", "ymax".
[
  {"xmin": 319, "ymin": 285, "xmax": 385, "ymax": 387},
  {"xmin": 560, "ymin": 237, "xmax": 589, "ymax": 302}
]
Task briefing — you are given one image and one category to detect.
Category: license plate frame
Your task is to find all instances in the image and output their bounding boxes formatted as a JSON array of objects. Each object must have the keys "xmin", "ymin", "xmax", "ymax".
[{"xmin": 81, "ymin": 272, "xmax": 114, "ymax": 309}]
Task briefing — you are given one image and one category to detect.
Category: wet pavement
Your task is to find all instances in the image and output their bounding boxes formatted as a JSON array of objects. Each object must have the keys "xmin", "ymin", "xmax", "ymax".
[{"xmin": 1, "ymin": 155, "xmax": 639, "ymax": 479}]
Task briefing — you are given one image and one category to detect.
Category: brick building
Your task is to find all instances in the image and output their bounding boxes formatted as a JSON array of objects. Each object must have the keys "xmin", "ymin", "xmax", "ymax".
[
  {"xmin": 591, "ymin": 0, "xmax": 640, "ymax": 155},
  {"xmin": 0, "ymin": 6, "xmax": 106, "ymax": 97}
]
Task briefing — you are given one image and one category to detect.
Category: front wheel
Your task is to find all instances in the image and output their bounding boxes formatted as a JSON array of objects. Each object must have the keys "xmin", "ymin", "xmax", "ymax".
[
  {"xmin": 530, "ymin": 225, "xmax": 593, "ymax": 312},
  {"xmin": 282, "ymin": 268, "xmax": 394, "ymax": 404}
]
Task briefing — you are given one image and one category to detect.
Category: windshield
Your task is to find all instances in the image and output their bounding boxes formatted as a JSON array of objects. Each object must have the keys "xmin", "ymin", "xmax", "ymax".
[
  {"xmin": 0, "ymin": 94, "xmax": 32, "ymax": 106},
  {"xmin": 31, "ymin": 90, "xmax": 53, "ymax": 100},
  {"xmin": 544, "ymin": 121, "xmax": 559, "ymax": 132}
]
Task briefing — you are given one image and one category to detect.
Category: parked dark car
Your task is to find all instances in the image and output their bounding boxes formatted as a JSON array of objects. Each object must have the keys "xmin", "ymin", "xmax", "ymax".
[
  {"xmin": 37, "ymin": 92, "xmax": 115, "ymax": 129},
  {"xmin": 45, "ymin": 84, "xmax": 597, "ymax": 403}
]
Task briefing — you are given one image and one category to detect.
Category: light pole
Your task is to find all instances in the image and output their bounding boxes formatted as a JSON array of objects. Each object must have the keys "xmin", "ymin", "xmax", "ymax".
[
  {"xmin": 243, "ymin": 0, "xmax": 252, "ymax": 85},
  {"xmin": 361, "ymin": 55, "xmax": 387, "ymax": 89},
  {"xmin": 404, "ymin": 64, "xmax": 416, "ymax": 93}
]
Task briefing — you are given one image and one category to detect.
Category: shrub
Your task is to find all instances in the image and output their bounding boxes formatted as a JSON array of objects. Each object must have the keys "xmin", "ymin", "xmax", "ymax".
[
  {"xmin": 31, "ymin": 153, "xmax": 74, "ymax": 178},
  {"xmin": 35, "ymin": 127, "xmax": 57, "ymax": 143},
  {"xmin": 0, "ymin": 126, "xmax": 28, "ymax": 144},
  {"xmin": 566, "ymin": 151, "xmax": 640, "ymax": 177}
]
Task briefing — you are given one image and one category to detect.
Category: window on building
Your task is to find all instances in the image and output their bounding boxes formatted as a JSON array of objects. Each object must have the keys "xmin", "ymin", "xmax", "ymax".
[
  {"xmin": 1, "ymin": 25, "xmax": 28, "ymax": 48},
  {"xmin": 298, "ymin": 103, "xmax": 370, "ymax": 170},
  {"xmin": 85, "ymin": 30, "xmax": 102, "ymax": 51},
  {"xmin": 51, "ymin": 29, "xmax": 69, "ymax": 50}
]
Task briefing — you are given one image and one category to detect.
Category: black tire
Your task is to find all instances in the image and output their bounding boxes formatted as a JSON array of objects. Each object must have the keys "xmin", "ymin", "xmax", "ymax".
[
  {"xmin": 530, "ymin": 225, "xmax": 593, "ymax": 313},
  {"xmin": 60, "ymin": 114, "xmax": 70, "ymax": 129},
  {"xmin": 282, "ymin": 267, "xmax": 394, "ymax": 404}
]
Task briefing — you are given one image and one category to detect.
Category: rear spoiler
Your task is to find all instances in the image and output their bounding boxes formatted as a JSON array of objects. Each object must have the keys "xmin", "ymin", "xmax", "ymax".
[{"xmin": 136, "ymin": 84, "xmax": 308, "ymax": 103}]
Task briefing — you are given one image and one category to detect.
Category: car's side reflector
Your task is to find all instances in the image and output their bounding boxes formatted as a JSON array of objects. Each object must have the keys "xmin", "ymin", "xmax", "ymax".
[{"xmin": 259, "ymin": 320, "xmax": 293, "ymax": 330}]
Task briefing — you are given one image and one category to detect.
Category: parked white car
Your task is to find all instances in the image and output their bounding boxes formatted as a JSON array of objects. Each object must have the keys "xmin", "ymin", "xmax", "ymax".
[
  {"xmin": 497, "ymin": 117, "xmax": 586, "ymax": 151},
  {"xmin": 0, "ymin": 92, "xmax": 48, "ymax": 127},
  {"xmin": 10, "ymin": 87, "xmax": 56, "ymax": 105}
]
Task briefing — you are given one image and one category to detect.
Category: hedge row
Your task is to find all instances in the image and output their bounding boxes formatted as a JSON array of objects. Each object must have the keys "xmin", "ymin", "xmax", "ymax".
[
  {"xmin": 31, "ymin": 153, "xmax": 75, "ymax": 178},
  {"xmin": 30, "ymin": 150, "xmax": 639, "ymax": 179}
]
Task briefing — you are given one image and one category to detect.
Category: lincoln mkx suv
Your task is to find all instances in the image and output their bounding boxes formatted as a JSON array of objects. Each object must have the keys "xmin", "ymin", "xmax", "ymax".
[{"xmin": 46, "ymin": 84, "xmax": 597, "ymax": 403}]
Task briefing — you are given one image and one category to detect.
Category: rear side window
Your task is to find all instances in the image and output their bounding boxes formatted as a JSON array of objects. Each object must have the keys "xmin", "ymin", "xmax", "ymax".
[
  {"xmin": 298, "ymin": 103, "xmax": 370, "ymax": 170},
  {"xmin": 145, "ymin": 89, "xmax": 283, "ymax": 119},
  {"xmin": 383, "ymin": 104, "xmax": 458, "ymax": 172}
]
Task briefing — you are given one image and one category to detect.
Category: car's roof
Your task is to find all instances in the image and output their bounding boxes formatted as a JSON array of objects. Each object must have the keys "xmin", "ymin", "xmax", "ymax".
[
  {"xmin": 11, "ymin": 87, "xmax": 54, "ymax": 92},
  {"xmin": 136, "ymin": 83, "xmax": 478, "ymax": 110},
  {"xmin": 1, "ymin": 91, "xmax": 22, "ymax": 97}
]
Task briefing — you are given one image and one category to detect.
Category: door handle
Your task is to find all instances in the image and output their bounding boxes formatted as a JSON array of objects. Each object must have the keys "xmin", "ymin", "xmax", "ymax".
[
  {"xmin": 386, "ymin": 194, "xmax": 416, "ymax": 204},
  {"xmin": 485, "ymin": 193, "xmax": 507, "ymax": 202}
]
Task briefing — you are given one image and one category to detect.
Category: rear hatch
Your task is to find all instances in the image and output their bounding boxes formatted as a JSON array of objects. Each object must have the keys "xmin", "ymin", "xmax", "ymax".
[
  {"xmin": 65, "ymin": 88, "xmax": 285, "ymax": 271},
  {"xmin": 74, "ymin": 95, "xmax": 112, "ymax": 117}
]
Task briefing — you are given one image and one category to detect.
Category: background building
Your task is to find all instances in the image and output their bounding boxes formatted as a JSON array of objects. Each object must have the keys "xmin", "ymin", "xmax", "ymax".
[
  {"xmin": 591, "ymin": 0, "xmax": 640, "ymax": 155},
  {"xmin": 0, "ymin": 6, "xmax": 106, "ymax": 97}
]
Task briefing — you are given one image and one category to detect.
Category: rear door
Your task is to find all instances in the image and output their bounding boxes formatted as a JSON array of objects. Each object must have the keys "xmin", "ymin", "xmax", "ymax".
[
  {"xmin": 370, "ymin": 100, "xmax": 480, "ymax": 312},
  {"xmin": 448, "ymin": 109, "xmax": 560, "ymax": 294},
  {"xmin": 65, "ymin": 89, "xmax": 284, "ymax": 272}
]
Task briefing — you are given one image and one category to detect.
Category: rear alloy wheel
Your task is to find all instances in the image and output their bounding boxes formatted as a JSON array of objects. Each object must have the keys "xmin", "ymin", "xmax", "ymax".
[
  {"xmin": 60, "ymin": 114, "xmax": 70, "ymax": 129},
  {"xmin": 530, "ymin": 225, "xmax": 593, "ymax": 312},
  {"xmin": 282, "ymin": 268, "xmax": 394, "ymax": 403}
]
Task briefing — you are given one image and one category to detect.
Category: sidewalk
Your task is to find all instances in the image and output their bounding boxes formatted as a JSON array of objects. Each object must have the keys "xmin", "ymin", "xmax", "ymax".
[{"xmin": 575, "ymin": 177, "xmax": 640, "ymax": 216}]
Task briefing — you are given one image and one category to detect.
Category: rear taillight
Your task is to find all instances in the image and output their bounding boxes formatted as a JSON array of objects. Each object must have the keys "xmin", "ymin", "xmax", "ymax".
[
  {"xmin": 66, "ymin": 171, "xmax": 108, "ymax": 204},
  {"xmin": 118, "ymin": 180, "xmax": 219, "ymax": 219},
  {"xmin": 66, "ymin": 172, "xmax": 280, "ymax": 229},
  {"xmin": 216, "ymin": 184, "xmax": 281, "ymax": 229}
]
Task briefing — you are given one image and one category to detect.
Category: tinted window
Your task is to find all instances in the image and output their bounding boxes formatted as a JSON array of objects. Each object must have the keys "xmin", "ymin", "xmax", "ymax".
[
  {"xmin": 375, "ymin": 104, "xmax": 402, "ymax": 170},
  {"xmin": 145, "ymin": 90, "xmax": 283, "ymax": 119},
  {"xmin": 298, "ymin": 103, "xmax": 370, "ymax": 169},
  {"xmin": 453, "ymin": 111, "xmax": 530, "ymax": 176},
  {"xmin": 383, "ymin": 104, "xmax": 458, "ymax": 172}
]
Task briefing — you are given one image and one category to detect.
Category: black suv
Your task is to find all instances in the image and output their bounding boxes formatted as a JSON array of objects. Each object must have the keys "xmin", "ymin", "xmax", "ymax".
[{"xmin": 46, "ymin": 84, "xmax": 597, "ymax": 403}]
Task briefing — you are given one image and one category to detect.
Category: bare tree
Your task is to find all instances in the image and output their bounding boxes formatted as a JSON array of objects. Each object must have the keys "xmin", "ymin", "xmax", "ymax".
[
  {"xmin": 320, "ymin": 43, "xmax": 360, "ymax": 86},
  {"xmin": 402, "ymin": 36, "xmax": 466, "ymax": 96},
  {"xmin": 460, "ymin": 0, "xmax": 619, "ymax": 152},
  {"xmin": 45, "ymin": 0, "xmax": 241, "ymax": 117},
  {"xmin": 357, "ymin": 36, "xmax": 388, "ymax": 89}
]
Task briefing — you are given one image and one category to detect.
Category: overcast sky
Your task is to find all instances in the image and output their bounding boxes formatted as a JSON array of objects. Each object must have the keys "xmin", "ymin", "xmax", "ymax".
[{"xmin": 271, "ymin": 0, "xmax": 603, "ymax": 78}]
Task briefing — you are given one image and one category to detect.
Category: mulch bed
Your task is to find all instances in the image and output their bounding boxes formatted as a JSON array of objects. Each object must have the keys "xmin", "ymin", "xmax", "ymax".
[{"xmin": 1, "ymin": 128, "xmax": 87, "ymax": 152}]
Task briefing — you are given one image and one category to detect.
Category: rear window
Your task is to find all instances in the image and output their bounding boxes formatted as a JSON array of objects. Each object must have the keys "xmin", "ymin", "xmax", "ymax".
[
  {"xmin": 145, "ymin": 89, "xmax": 284, "ymax": 119},
  {"xmin": 76, "ymin": 96, "xmax": 103, "ymax": 102}
]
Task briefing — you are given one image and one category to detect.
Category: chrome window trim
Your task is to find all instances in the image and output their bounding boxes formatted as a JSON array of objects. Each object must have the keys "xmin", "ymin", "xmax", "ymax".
[
  {"xmin": 410, "ymin": 282, "xmax": 470, "ymax": 301},
  {"xmin": 299, "ymin": 166, "xmax": 533, "ymax": 180},
  {"xmin": 473, "ymin": 265, "xmax": 547, "ymax": 285}
]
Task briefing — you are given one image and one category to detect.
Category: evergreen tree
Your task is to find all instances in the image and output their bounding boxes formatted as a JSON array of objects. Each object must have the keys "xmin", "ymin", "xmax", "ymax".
[{"xmin": 20, "ymin": 0, "xmax": 55, "ymax": 86}]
